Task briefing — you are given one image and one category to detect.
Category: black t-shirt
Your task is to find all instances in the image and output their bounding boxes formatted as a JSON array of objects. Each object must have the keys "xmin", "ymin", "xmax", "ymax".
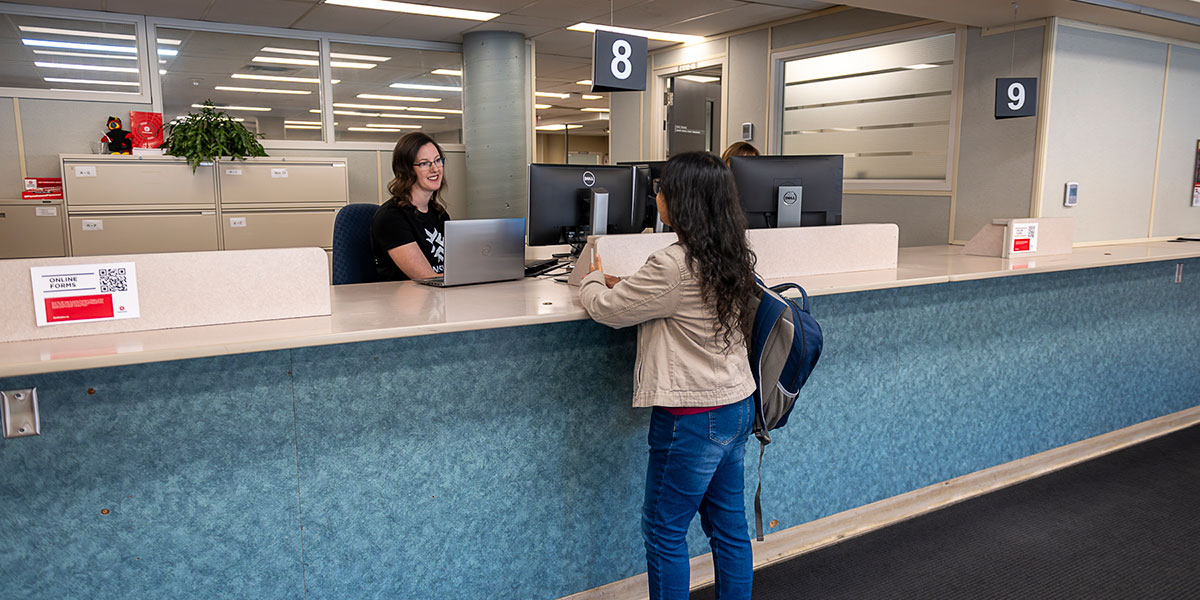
[{"xmin": 370, "ymin": 198, "xmax": 450, "ymax": 281}]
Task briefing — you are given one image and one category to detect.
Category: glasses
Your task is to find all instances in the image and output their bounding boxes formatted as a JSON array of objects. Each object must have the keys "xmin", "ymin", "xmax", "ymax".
[
  {"xmin": 651, "ymin": 178, "xmax": 662, "ymax": 195},
  {"xmin": 413, "ymin": 156, "xmax": 444, "ymax": 170}
]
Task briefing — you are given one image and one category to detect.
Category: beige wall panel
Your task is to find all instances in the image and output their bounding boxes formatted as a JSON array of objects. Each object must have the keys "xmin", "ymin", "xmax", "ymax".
[
  {"xmin": 608, "ymin": 89, "xmax": 643, "ymax": 162},
  {"xmin": 220, "ymin": 209, "xmax": 337, "ymax": 250},
  {"xmin": 62, "ymin": 159, "xmax": 217, "ymax": 208},
  {"xmin": 954, "ymin": 26, "xmax": 1043, "ymax": 242},
  {"xmin": 218, "ymin": 161, "xmax": 348, "ymax": 205},
  {"xmin": 653, "ymin": 39, "xmax": 726, "ymax": 69},
  {"xmin": 842, "ymin": 194, "xmax": 950, "ymax": 247},
  {"xmin": 68, "ymin": 213, "xmax": 219, "ymax": 256},
  {"xmin": 771, "ymin": 9, "xmax": 924, "ymax": 50},
  {"xmin": 0, "ymin": 98, "xmax": 22, "ymax": 197},
  {"xmin": 0, "ymin": 202, "xmax": 65, "ymax": 258},
  {"xmin": 566, "ymin": 135, "xmax": 608, "ymax": 156},
  {"xmin": 1040, "ymin": 26, "xmax": 1166, "ymax": 242},
  {"xmin": 1152, "ymin": 45, "xmax": 1200, "ymax": 237},
  {"xmin": 20, "ymin": 99, "xmax": 147, "ymax": 180},
  {"xmin": 441, "ymin": 150, "xmax": 467, "ymax": 218},
  {"xmin": 726, "ymin": 29, "xmax": 770, "ymax": 151}
]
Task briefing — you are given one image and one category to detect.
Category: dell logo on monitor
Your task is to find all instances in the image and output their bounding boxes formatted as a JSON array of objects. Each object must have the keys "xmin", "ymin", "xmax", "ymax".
[
  {"xmin": 582, "ymin": 171, "xmax": 596, "ymax": 186},
  {"xmin": 782, "ymin": 190, "xmax": 799, "ymax": 205}
]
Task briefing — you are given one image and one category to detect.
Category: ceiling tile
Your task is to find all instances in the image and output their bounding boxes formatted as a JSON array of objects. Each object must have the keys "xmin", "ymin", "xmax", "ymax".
[
  {"xmin": 742, "ymin": 0, "xmax": 834, "ymax": 9},
  {"xmin": 511, "ymin": 0, "xmax": 649, "ymax": 23},
  {"xmin": 205, "ymin": 0, "xmax": 316, "ymax": 28},
  {"xmin": 106, "ymin": 0, "xmax": 214, "ymax": 20},
  {"xmin": 668, "ymin": 3, "xmax": 806, "ymax": 36},
  {"xmin": 291, "ymin": 4, "xmax": 476, "ymax": 39},
  {"xmin": 608, "ymin": 0, "xmax": 744, "ymax": 30}
]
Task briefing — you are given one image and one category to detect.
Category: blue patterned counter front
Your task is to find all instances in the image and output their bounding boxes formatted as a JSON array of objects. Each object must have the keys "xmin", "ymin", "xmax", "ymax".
[{"xmin": 1, "ymin": 259, "xmax": 1197, "ymax": 599}]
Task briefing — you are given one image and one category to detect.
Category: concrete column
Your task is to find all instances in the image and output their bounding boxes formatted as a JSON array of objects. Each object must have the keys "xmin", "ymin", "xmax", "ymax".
[{"xmin": 462, "ymin": 31, "xmax": 529, "ymax": 219}]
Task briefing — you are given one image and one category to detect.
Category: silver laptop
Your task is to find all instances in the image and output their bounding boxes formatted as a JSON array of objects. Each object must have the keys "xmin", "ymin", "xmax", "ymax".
[{"xmin": 415, "ymin": 218, "xmax": 525, "ymax": 287}]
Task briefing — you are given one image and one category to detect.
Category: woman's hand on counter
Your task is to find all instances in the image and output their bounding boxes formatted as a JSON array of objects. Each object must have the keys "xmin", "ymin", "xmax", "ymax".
[{"xmin": 590, "ymin": 252, "xmax": 622, "ymax": 289}]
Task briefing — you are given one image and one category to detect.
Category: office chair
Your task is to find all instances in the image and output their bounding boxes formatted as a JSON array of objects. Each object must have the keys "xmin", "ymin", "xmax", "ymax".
[{"xmin": 331, "ymin": 203, "xmax": 380, "ymax": 285}]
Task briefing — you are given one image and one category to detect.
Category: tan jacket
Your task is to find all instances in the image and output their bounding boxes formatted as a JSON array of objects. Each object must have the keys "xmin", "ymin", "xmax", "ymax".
[{"xmin": 579, "ymin": 243, "xmax": 756, "ymax": 408}]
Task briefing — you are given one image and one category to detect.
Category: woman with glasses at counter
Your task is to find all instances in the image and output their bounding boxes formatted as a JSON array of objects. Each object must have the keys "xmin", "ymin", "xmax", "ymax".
[
  {"xmin": 579, "ymin": 151, "xmax": 759, "ymax": 600},
  {"xmin": 370, "ymin": 132, "xmax": 451, "ymax": 281}
]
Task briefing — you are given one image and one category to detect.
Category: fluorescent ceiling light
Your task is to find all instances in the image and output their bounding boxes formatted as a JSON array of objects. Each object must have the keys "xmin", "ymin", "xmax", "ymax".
[
  {"xmin": 535, "ymin": 91, "xmax": 570, "ymax": 99},
  {"xmin": 576, "ymin": 80, "xmax": 592, "ymax": 85},
  {"xmin": 580, "ymin": 108, "xmax": 609, "ymax": 112},
  {"xmin": 193, "ymin": 103, "xmax": 272, "ymax": 111},
  {"xmin": 22, "ymin": 39, "xmax": 136, "ymax": 53},
  {"xmin": 567, "ymin": 23, "xmax": 703, "ymax": 45},
  {"xmin": 214, "ymin": 86, "xmax": 312, "ymax": 95},
  {"xmin": 43, "ymin": 77, "xmax": 139, "ymax": 86},
  {"xmin": 678, "ymin": 75, "xmax": 718, "ymax": 83},
  {"xmin": 32, "ymin": 50, "xmax": 136, "ymax": 61},
  {"xmin": 333, "ymin": 102, "xmax": 407, "ymax": 110},
  {"xmin": 376, "ymin": 113, "xmax": 445, "ymax": 120},
  {"xmin": 159, "ymin": 70, "xmax": 167, "ymax": 75},
  {"xmin": 323, "ymin": 0, "xmax": 499, "ymax": 21},
  {"xmin": 536, "ymin": 124, "xmax": 583, "ymax": 131},
  {"xmin": 285, "ymin": 124, "xmax": 323, "ymax": 129},
  {"xmin": 319, "ymin": 109, "xmax": 383, "ymax": 117},
  {"xmin": 19, "ymin": 26, "xmax": 134, "ymax": 40},
  {"xmin": 49, "ymin": 88, "xmax": 135, "ymax": 94},
  {"xmin": 402, "ymin": 106, "xmax": 462, "ymax": 114},
  {"xmin": 366, "ymin": 122, "xmax": 427, "ymax": 128},
  {"xmin": 284, "ymin": 120, "xmax": 323, "ymax": 125},
  {"xmin": 581, "ymin": 94, "xmax": 603, "ymax": 100},
  {"xmin": 348, "ymin": 126, "xmax": 419, "ymax": 132},
  {"xmin": 390, "ymin": 82, "xmax": 462, "ymax": 91},
  {"xmin": 232, "ymin": 73, "xmax": 339, "ymax": 84},
  {"xmin": 358, "ymin": 93, "xmax": 440, "ymax": 103},
  {"xmin": 158, "ymin": 38, "xmax": 182, "ymax": 45},
  {"xmin": 535, "ymin": 104, "xmax": 551, "ymax": 109},
  {"xmin": 431, "ymin": 69, "xmax": 461, "ymax": 76},
  {"xmin": 904, "ymin": 64, "xmax": 938, "ymax": 70},
  {"xmin": 252, "ymin": 56, "xmax": 377, "ymax": 69},
  {"xmin": 35, "ymin": 62, "xmax": 138, "ymax": 73},
  {"xmin": 260, "ymin": 46, "xmax": 390, "ymax": 61},
  {"xmin": 355, "ymin": 92, "xmax": 441, "ymax": 103}
]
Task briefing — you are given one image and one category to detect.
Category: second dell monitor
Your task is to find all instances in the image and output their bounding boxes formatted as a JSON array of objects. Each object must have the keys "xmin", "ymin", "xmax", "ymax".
[{"xmin": 729, "ymin": 154, "xmax": 843, "ymax": 229}]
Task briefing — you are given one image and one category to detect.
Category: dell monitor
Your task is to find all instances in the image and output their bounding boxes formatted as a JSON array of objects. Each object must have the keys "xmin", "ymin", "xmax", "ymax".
[
  {"xmin": 618, "ymin": 160, "xmax": 669, "ymax": 232},
  {"xmin": 729, "ymin": 154, "xmax": 843, "ymax": 229},
  {"xmin": 527, "ymin": 164, "xmax": 641, "ymax": 248}
]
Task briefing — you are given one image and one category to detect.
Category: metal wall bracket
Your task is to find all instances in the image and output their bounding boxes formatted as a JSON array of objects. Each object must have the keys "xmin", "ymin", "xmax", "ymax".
[{"xmin": 1, "ymin": 388, "xmax": 40, "ymax": 438}]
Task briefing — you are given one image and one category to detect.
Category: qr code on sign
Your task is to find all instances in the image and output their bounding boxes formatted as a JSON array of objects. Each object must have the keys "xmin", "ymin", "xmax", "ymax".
[{"xmin": 99, "ymin": 268, "xmax": 128, "ymax": 293}]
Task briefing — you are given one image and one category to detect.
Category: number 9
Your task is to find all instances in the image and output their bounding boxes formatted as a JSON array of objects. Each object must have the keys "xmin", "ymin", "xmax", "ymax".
[
  {"xmin": 611, "ymin": 39, "xmax": 632, "ymax": 80},
  {"xmin": 1007, "ymin": 82, "xmax": 1025, "ymax": 111}
]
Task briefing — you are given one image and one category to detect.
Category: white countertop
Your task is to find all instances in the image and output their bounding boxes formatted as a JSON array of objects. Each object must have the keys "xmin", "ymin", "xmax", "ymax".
[{"xmin": 3, "ymin": 240, "xmax": 1199, "ymax": 377}]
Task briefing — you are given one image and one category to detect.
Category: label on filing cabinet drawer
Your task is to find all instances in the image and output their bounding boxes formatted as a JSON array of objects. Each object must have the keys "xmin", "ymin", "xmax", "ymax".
[
  {"xmin": 74, "ymin": 165, "xmax": 96, "ymax": 178},
  {"xmin": 229, "ymin": 217, "xmax": 247, "ymax": 228},
  {"xmin": 81, "ymin": 219, "xmax": 102, "ymax": 231},
  {"xmin": 225, "ymin": 169, "xmax": 242, "ymax": 176},
  {"xmin": 36, "ymin": 207, "xmax": 57, "ymax": 217},
  {"xmin": 271, "ymin": 168, "xmax": 288, "ymax": 178}
]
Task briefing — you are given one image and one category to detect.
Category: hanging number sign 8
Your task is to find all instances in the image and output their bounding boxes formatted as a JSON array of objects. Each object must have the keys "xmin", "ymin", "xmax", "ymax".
[
  {"xmin": 996, "ymin": 77, "xmax": 1038, "ymax": 119},
  {"xmin": 592, "ymin": 30, "xmax": 647, "ymax": 92}
]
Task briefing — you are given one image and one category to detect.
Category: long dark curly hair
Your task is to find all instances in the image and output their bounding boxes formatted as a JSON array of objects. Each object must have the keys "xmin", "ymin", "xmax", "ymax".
[
  {"xmin": 658, "ymin": 151, "xmax": 758, "ymax": 351},
  {"xmin": 386, "ymin": 132, "xmax": 449, "ymax": 215}
]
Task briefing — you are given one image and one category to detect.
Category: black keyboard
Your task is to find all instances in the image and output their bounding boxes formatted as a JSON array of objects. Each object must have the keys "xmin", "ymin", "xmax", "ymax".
[{"xmin": 524, "ymin": 258, "xmax": 560, "ymax": 277}]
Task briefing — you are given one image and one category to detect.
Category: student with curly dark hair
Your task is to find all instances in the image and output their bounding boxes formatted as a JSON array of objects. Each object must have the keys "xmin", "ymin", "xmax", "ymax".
[
  {"xmin": 579, "ymin": 151, "xmax": 759, "ymax": 600},
  {"xmin": 370, "ymin": 132, "xmax": 451, "ymax": 281}
]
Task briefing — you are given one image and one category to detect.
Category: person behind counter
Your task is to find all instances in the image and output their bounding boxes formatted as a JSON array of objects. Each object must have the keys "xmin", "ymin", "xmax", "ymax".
[
  {"xmin": 370, "ymin": 132, "xmax": 450, "ymax": 281},
  {"xmin": 720, "ymin": 141, "xmax": 759, "ymax": 165},
  {"xmin": 579, "ymin": 151, "xmax": 759, "ymax": 600}
]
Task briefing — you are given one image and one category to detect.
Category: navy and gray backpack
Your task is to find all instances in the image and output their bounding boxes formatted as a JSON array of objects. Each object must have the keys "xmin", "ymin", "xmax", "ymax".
[{"xmin": 748, "ymin": 278, "xmax": 823, "ymax": 541}]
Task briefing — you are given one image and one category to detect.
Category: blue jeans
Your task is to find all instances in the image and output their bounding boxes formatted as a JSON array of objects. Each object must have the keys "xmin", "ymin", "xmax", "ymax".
[{"xmin": 642, "ymin": 396, "xmax": 754, "ymax": 600}]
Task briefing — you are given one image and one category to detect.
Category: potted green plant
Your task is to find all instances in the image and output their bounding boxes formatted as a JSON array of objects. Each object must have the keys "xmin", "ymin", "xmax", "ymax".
[{"xmin": 161, "ymin": 100, "xmax": 267, "ymax": 172}]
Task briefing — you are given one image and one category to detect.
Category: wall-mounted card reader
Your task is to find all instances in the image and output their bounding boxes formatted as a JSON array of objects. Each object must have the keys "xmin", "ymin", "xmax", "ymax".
[
  {"xmin": 777, "ymin": 185, "xmax": 803, "ymax": 228},
  {"xmin": 1064, "ymin": 182, "xmax": 1079, "ymax": 207}
]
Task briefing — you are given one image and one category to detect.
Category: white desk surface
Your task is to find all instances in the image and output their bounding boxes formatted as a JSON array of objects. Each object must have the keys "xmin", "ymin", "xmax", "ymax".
[{"xmin": 3, "ymin": 240, "xmax": 1200, "ymax": 377}]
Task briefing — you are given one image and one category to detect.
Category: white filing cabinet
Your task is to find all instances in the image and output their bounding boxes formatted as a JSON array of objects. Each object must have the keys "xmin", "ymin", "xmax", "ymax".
[{"xmin": 59, "ymin": 155, "xmax": 348, "ymax": 256}]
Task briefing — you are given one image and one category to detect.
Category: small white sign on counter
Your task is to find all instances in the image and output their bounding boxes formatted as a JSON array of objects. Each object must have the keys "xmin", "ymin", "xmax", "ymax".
[
  {"xmin": 1010, "ymin": 222, "xmax": 1038, "ymax": 253},
  {"xmin": 30, "ymin": 262, "xmax": 140, "ymax": 326}
]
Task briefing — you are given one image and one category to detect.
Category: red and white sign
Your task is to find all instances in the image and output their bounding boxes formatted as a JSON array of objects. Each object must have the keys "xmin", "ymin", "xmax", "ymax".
[
  {"xmin": 30, "ymin": 262, "xmax": 140, "ymax": 326},
  {"xmin": 1010, "ymin": 222, "xmax": 1038, "ymax": 254}
]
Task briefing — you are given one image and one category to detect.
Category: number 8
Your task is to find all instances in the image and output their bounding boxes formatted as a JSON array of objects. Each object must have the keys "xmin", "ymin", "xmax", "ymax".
[
  {"xmin": 611, "ymin": 39, "xmax": 632, "ymax": 80},
  {"xmin": 1007, "ymin": 82, "xmax": 1025, "ymax": 111}
]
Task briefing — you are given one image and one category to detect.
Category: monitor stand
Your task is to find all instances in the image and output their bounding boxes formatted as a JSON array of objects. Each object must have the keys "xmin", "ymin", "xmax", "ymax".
[{"xmin": 777, "ymin": 185, "xmax": 803, "ymax": 228}]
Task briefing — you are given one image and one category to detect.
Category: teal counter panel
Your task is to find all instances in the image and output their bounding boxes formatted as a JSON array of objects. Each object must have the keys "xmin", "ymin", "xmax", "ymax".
[
  {"xmin": 0, "ymin": 351, "xmax": 303, "ymax": 599},
  {"xmin": 0, "ymin": 258, "xmax": 1197, "ymax": 598}
]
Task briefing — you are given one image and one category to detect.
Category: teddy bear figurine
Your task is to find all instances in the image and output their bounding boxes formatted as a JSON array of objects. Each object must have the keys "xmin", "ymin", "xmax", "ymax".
[{"xmin": 102, "ymin": 116, "xmax": 133, "ymax": 155}]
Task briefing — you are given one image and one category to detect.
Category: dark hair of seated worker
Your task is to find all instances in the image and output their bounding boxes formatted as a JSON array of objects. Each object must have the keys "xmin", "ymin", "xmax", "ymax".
[
  {"xmin": 388, "ymin": 131, "xmax": 449, "ymax": 215},
  {"xmin": 720, "ymin": 141, "xmax": 760, "ymax": 166}
]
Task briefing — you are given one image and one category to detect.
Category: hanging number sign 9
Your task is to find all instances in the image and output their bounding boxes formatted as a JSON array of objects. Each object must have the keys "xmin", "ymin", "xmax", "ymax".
[
  {"xmin": 995, "ymin": 77, "xmax": 1038, "ymax": 119},
  {"xmin": 592, "ymin": 30, "xmax": 647, "ymax": 93}
]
